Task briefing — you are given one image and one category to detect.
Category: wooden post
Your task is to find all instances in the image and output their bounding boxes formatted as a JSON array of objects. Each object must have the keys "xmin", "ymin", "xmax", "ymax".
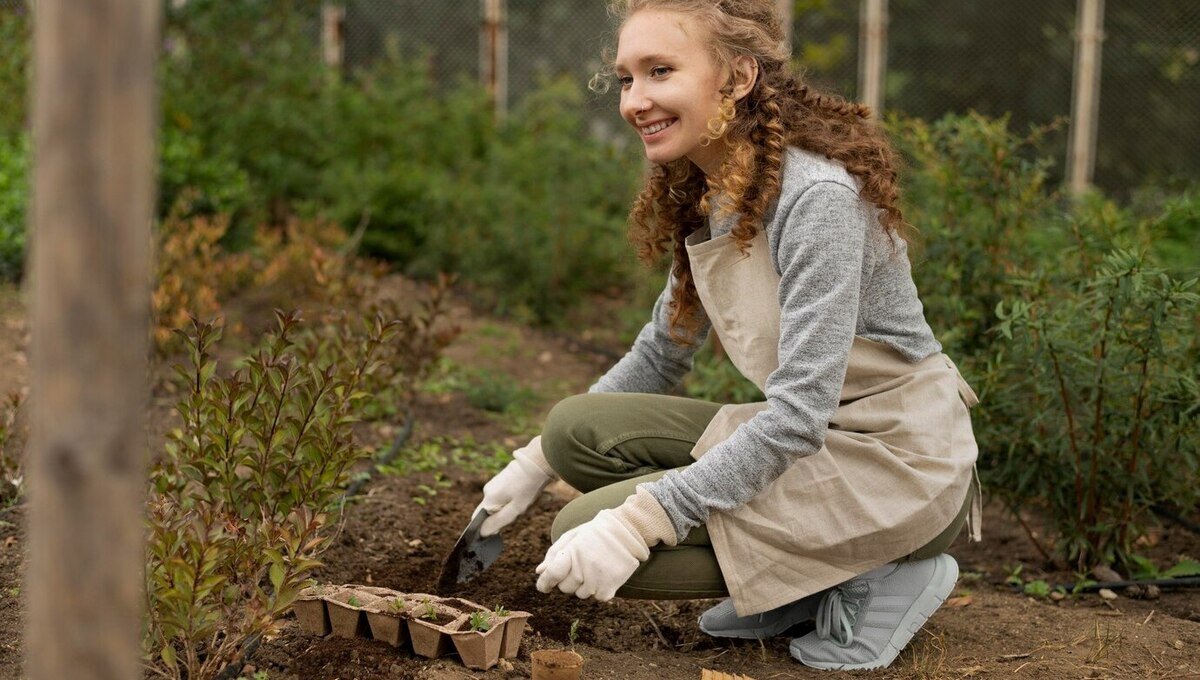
[
  {"xmin": 27, "ymin": 0, "xmax": 159, "ymax": 677},
  {"xmin": 1067, "ymin": 0, "xmax": 1105, "ymax": 196},
  {"xmin": 480, "ymin": 0, "xmax": 508, "ymax": 120},
  {"xmin": 857, "ymin": 0, "xmax": 888, "ymax": 117},
  {"xmin": 321, "ymin": 4, "xmax": 345, "ymax": 72},
  {"xmin": 776, "ymin": 0, "xmax": 794, "ymax": 55}
]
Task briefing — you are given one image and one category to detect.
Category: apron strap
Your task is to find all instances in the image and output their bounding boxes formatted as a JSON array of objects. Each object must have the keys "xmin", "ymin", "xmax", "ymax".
[
  {"xmin": 942, "ymin": 355, "xmax": 980, "ymax": 408},
  {"xmin": 966, "ymin": 464, "xmax": 983, "ymax": 542}
]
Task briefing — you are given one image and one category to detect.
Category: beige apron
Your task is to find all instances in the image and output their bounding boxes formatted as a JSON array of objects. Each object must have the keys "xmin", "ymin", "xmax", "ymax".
[{"xmin": 684, "ymin": 223, "xmax": 982, "ymax": 617}]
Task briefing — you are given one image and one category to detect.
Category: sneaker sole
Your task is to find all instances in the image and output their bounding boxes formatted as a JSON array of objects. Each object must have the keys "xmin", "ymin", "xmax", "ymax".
[
  {"xmin": 699, "ymin": 600, "xmax": 816, "ymax": 640},
  {"xmin": 790, "ymin": 554, "xmax": 960, "ymax": 671}
]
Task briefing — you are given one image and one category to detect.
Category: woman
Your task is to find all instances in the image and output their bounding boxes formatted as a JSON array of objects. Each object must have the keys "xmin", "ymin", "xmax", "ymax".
[{"xmin": 474, "ymin": 0, "xmax": 981, "ymax": 670}]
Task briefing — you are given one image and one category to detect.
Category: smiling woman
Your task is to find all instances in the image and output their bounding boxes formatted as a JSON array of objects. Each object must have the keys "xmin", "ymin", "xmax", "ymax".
[{"xmin": 473, "ymin": 0, "xmax": 983, "ymax": 672}]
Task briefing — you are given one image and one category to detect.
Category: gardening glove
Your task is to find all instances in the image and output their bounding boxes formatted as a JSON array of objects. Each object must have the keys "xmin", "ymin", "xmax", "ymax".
[
  {"xmin": 535, "ymin": 487, "xmax": 676, "ymax": 601},
  {"xmin": 477, "ymin": 435, "xmax": 556, "ymax": 537}
]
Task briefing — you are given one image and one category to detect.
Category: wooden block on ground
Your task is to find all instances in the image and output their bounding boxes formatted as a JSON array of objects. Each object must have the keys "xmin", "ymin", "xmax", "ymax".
[{"xmin": 700, "ymin": 670, "xmax": 755, "ymax": 680}]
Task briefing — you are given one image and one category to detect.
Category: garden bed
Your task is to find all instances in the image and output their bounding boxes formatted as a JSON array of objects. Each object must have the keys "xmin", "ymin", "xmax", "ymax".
[{"xmin": 0, "ymin": 280, "xmax": 1197, "ymax": 679}]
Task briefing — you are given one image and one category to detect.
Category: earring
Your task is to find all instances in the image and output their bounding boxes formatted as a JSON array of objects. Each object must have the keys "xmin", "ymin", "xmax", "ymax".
[{"xmin": 699, "ymin": 94, "xmax": 737, "ymax": 147}]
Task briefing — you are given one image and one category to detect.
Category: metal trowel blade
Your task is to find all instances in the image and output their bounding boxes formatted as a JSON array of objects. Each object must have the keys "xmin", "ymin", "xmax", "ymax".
[{"xmin": 436, "ymin": 508, "xmax": 504, "ymax": 592}]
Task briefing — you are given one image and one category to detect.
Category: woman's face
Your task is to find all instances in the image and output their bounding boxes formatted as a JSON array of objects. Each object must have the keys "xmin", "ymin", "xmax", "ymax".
[{"xmin": 615, "ymin": 10, "xmax": 728, "ymax": 173}]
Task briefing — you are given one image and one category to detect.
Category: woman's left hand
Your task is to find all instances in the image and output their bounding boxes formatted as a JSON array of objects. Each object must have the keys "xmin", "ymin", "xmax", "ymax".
[{"xmin": 535, "ymin": 509, "xmax": 649, "ymax": 601}]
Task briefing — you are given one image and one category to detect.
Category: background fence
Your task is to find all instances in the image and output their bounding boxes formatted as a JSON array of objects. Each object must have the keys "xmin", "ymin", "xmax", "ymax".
[{"xmin": 2, "ymin": 0, "xmax": 1197, "ymax": 196}]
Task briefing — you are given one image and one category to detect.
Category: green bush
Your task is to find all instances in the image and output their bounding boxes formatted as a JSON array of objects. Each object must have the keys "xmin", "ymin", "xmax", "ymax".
[
  {"xmin": 0, "ymin": 10, "xmax": 29, "ymax": 137},
  {"xmin": 891, "ymin": 112, "xmax": 1068, "ymax": 363},
  {"xmin": 982, "ymin": 248, "xmax": 1198, "ymax": 569},
  {"xmin": 0, "ymin": 133, "xmax": 27, "ymax": 282},
  {"xmin": 145, "ymin": 311, "xmax": 395, "ymax": 679}
]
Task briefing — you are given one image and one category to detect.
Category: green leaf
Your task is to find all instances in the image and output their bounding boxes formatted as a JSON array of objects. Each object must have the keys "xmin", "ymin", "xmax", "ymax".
[
  {"xmin": 1162, "ymin": 559, "xmax": 1200, "ymax": 579},
  {"xmin": 269, "ymin": 562, "xmax": 285, "ymax": 593}
]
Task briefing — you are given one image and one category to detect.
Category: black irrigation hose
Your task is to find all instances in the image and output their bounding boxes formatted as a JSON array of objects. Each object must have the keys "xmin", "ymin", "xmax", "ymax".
[
  {"xmin": 1151, "ymin": 503, "xmax": 1200, "ymax": 536},
  {"xmin": 343, "ymin": 404, "xmax": 416, "ymax": 500}
]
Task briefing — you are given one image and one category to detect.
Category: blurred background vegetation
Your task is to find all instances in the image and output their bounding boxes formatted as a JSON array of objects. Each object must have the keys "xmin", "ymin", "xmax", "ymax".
[{"xmin": 0, "ymin": 0, "xmax": 1195, "ymax": 568}]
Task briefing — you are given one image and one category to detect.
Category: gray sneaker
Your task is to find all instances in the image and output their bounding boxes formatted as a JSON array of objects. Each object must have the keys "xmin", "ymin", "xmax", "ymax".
[
  {"xmin": 698, "ymin": 591, "xmax": 824, "ymax": 640},
  {"xmin": 788, "ymin": 554, "xmax": 959, "ymax": 670}
]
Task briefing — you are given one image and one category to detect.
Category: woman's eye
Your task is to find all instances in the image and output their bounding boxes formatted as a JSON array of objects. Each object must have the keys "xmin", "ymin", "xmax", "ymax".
[
  {"xmin": 618, "ymin": 75, "xmax": 633, "ymax": 88},
  {"xmin": 650, "ymin": 66, "xmax": 672, "ymax": 77}
]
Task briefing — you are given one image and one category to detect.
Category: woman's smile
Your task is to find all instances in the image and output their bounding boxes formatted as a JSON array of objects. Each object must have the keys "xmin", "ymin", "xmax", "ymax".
[{"xmin": 638, "ymin": 117, "xmax": 678, "ymax": 139}]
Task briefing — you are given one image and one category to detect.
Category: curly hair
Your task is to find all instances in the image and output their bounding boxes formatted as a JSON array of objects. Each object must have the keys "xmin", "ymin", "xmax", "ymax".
[{"xmin": 594, "ymin": 0, "xmax": 908, "ymax": 344}]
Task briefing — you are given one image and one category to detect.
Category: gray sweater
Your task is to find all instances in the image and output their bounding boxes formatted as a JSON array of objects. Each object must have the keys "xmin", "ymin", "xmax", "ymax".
[{"xmin": 588, "ymin": 147, "xmax": 943, "ymax": 541}]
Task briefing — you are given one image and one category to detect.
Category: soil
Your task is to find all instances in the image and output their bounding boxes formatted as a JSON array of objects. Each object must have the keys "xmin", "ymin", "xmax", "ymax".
[{"xmin": 0, "ymin": 277, "xmax": 1198, "ymax": 679}]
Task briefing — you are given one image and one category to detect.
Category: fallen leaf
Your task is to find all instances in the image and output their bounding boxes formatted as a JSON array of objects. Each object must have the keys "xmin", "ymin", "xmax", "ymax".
[{"xmin": 946, "ymin": 595, "xmax": 973, "ymax": 607}]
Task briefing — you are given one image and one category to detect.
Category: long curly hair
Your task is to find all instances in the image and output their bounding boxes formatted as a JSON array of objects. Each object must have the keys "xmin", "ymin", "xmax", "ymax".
[{"xmin": 594, "ymin": 0, "xmax": 908, "ymax": 344}]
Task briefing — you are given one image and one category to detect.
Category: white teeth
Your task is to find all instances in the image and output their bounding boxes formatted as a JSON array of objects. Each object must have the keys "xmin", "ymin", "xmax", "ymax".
[{"xmin": 641, "ymin": 119, "xmax": 675, "ymax": 135}]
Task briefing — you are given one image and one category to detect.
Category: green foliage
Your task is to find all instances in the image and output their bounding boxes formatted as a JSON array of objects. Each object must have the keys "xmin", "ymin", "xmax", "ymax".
[
  {"xmin": 158, "ymin": 125, "xmax": 252, "ymax": 223},
  {"xmin": 684, "ymin": 341, "xmax": 764, "ymax": 405},
  {"xmin": 0, "ymin": 10, "xmax": 29, "ymax": 136},
  {"xmin": 144, "ymin": 310, "xmax": 397, "ymax": 680},
  {"xmin": 1127, "ymin": 555, "xmax": 1200, "ymax": 580},
  {"xmin": 467, "ymin": 611, "xmax": 493, "ymax": 632},
  {"xmin": 983, "ymin": 248, "xmax": 1199, "ymax": 569},
  {"xmin": 0, "ymin": 133, "xmax": 27, "ymax": 283},
  {"xmin": 463, "ymin": 368, "xmax": 538, "ymax": 414},
  {"xmin": 891, "ymin": 111, "xmax": 1067, "ymax": 363}
]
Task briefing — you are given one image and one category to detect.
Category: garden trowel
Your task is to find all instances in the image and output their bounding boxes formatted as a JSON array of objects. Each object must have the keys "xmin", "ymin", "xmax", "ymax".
[{"xmin": 436, "ymin": 508, "xmax": 503, "ymax": 592}]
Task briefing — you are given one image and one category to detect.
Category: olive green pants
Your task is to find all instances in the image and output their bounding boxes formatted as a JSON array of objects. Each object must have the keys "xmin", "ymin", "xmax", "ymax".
[{"xmin": 540, "ymin": 392, "xmax": 972, "ymax": 600}]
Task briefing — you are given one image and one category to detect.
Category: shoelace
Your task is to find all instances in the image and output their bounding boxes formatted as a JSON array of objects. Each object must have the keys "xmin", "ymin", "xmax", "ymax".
[{"xmin": 814, "ymin": 581, "xmax": 868, "ymax": 647}]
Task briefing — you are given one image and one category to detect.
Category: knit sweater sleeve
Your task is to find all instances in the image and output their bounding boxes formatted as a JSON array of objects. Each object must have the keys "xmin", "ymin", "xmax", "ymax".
[
  {"xmin": 587, "ymin": 266, "xmax": 711, "ymax": 395},
  {"xmin": 641, "ymin": 181, "xmax": 870, "ymax": 540}
]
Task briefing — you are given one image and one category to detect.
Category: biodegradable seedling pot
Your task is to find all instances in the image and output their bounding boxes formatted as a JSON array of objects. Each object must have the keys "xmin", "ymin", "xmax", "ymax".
[
  {"xmin": 362, "ymin": 596, "xmax": 412, "ymax": 648},
  {"xmin": 292, "ymin": 587, "xmax": 331, "ymax": 637},
  {"xmin": 326, "ymin": 587, "xmax": 378, "ymax": 639},
  {"xmin": 498, "ymin": 611, "xmax": 532, "ymax": 659},
  {"xmin": 408, "ymin": 601, "xmax": 465, "ymax": 659},
  {"xmin": 531, "ymin": 649, "xmax": 583, "ymax": 680},
  {"xmin": 449, "ymin": 612, "xmax": 506, "ymax": 670}
]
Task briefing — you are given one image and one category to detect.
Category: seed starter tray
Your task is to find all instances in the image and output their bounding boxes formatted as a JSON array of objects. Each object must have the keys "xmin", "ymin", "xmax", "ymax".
[{"xmin": 292, "ymin": 584, "xmax": 531, "ymax": 671}]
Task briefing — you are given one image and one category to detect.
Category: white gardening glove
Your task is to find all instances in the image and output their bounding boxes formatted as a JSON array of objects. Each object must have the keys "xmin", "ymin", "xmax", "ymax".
[
  {"xmin": 477, "ymin": 435, "xmax": 556, "ymax": 537},
  {"xmin": 535, "ymin": 487, "xmax": 676, "ymax": 601}
]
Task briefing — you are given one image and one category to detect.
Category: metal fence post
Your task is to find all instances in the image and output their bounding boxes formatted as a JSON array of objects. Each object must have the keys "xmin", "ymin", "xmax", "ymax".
[
  {"xmin": 777, "ymin": 0, "xmax": 794, "ymax": 54},
  {"xmin": 1067, "ymin": 0, "xmax": 1105, "ymax": 196},
  {"xmin": 322, "ymin": 3, "xmax": 346, "ymax": 72},
  {"xmin": 480, "ymin": 0, "xmax": 508, "ymax": 120},
  {"xmin": 858, "ymin": 0, "xmax": 888, "ymax": 116},
  {"xmin": 27, "ymin": 0, "xmax": 159, "ymax": 677}
]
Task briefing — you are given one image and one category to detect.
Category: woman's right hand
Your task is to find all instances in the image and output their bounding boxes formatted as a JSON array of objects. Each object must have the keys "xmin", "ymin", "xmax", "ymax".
[{"xmin": 477, "ymin": 435, "xmax": 556, "ymax": 537}]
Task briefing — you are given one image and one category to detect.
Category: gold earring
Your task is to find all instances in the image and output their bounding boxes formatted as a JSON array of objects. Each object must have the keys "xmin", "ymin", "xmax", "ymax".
[{"xmin": 700, "ymin": 94, "xmax": 737, "ymax": 147}]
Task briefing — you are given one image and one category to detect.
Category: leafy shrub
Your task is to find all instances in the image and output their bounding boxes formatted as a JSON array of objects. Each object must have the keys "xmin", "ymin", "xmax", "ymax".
[
  {"xmin": 144, "ymin": 311, "xmax": 396, "ymax": 679},
  {"xmin": 891, "ymin": 112, "xmax": 1068, "ymax": 363},
  {"xmin": 0, "ymin": 10, "xmax": 29, "ymax": 137},
  {"xmin": 684, "ymin": 342, "xmax": 763, "ymax": 404},
  {"xmin": 152, "ymin": 197, "xmax": 253, "ymax": 352},
  {"xmin": 0, "ymin": 133, "xmax": 27, "ymax": 283},
  {"xmin": 982, "ymin": 248, "xmax": 1198, "ymax": 569},
  {"xmin": 158, "ymin": 124, "xmax": 252, "ymax": 224}
]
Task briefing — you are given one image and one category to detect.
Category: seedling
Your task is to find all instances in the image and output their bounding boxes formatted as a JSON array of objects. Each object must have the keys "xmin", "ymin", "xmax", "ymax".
[
  {"xmin": 419, "ymin": 600, "xmax": 438, "ymax": 621},
  {"xmin": 347, "ymin": 595, "xmax": 361, "ymax": 607},
  {"xmin": 468, "ymin": 611, "xmax": 492, "ymax": 632},
  {"xmin": 568, "ymin": 618, "xmax": 581, "ymax": 647},
  {"xmin": 493, "ymin": 604, "xmax": 510, "ymax": 617},
  {"xmin": 387, "ymin": 597, "xmax": 406, "ymax": 614}
]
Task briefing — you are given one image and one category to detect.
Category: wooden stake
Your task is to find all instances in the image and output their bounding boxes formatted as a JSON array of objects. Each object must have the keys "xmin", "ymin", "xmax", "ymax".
[
  {"xmin": 776, "ymin": 0, "xmax": 794, "ymax": 55},
  {"xmin": 857, "ymin": 0, "xmax": 888, "ymax": 117},
  {"xmin": 1067, "ymin": 0, "xmax": 1105, "ymax": 196},
  {"xmin": 480, "ymin": 0, "xmax": 508, "ymax": 120},
  {"xmin": 27, "ymin": 0, "xmax": 159, "ymax": 677},
  {"xmin": 321, "ymin": 4, "xmax": 346, "ymax": 72}
]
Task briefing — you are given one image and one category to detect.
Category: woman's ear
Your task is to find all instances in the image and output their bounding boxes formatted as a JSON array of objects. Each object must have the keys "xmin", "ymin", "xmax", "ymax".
[{"xmin": 730, "ymin": 55, "xmax": 759, "ymax": 101}]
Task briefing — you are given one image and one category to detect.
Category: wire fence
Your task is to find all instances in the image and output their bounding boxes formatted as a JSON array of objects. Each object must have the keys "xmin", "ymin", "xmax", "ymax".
[{"xmin": 2, "ymin": 0, "xmax": 1197, "ymax": 194}]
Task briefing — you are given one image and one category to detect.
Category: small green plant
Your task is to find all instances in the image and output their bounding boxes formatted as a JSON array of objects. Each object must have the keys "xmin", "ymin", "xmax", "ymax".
[
  {"xmin": 468, "ymin": 611, "xmax": 492, "ymax": 632},
  {"xmin": 1128, "ymin": 555, "xmax": 1200, "ymax": 580},
  {"xmin": 418, "ymin": 600, "xmax": 438, "ymax": 621},
  {"xmin": 493, "ymin": 604, "xmax": 510, "ymax": 617},
  {"xmin": 568, "ymin": 618, "xmax": 581, "ymax": 647},
  {"xmin": 347, "ymin": 595, "xmax": 361, "ymax": 607},
  {"xmin": 463, "ymin": 368, "xmax": 537, "ymax": 415},
  {"xmin": 144, "ymin": 311, "xmax": 400, "ymax": 679}
]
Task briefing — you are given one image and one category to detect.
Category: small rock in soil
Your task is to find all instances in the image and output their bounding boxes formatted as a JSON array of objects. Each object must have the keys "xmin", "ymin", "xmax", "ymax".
[
  {"xmin": 1050, "ymin": 591, "xmax": 1065, "ymax": 601},
  {"xmin": 1098, "ymin": 588, "xmax": 1118, "ymax": 601},
  {"xmin": 1092, "ymin": 565, "xmax": 1123, "ymax": 583},
  {"xmin": 1144, "ymin": 584, "xmax": 1161, "ymax": 600}
]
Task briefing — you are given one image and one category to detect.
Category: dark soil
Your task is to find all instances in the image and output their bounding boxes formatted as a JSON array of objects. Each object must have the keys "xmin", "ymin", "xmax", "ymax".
[{"xmin": 1, "ymin": 279, "xmax": 1198, "ymax": 680}]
